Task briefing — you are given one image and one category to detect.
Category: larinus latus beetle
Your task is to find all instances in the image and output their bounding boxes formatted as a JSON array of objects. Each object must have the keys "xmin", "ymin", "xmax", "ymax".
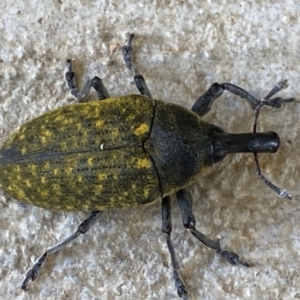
[{"xmin": 0, "ymin": 34, "xmax": 294, "ymax": 299}]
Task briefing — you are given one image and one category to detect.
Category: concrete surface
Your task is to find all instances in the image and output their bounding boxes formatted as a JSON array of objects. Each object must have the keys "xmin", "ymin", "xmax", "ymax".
[{"xmin": 0, "ymin": 1, "xmax": 300, "ymax": 300}]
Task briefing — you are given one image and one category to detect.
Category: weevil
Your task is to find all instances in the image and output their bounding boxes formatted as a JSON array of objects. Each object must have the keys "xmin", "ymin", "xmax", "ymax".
[{"xmin": 1, "ymin": 34, "xmax": 294, "ymax": 299}]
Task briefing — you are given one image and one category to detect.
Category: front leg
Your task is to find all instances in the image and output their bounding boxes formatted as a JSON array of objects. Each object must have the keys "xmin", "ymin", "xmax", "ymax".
[
  {"xmin": 176, "ymin": 189, "xmax": 250, "ymax": 267},
  {"xmin": 192, "ymin": 81, "xmax": 294, "ymax": 199},
  {"xmin": 192, "ymin": 80, "xmax": 294, "ymax": 117}
]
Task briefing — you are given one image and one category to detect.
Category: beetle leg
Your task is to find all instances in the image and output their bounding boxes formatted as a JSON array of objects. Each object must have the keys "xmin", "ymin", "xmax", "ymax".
[
  {"xmin": 192, "ymin": 81, "xmax": 294, "ymax": 116},
  {"xmin": 162, "ymin": 196, "xmax": 189, "ymax": 300},
  {"xmin": 133, "ymin": 73, "xmax": 153, "ymax": 100},
  {"xmin": 64, "ymin": 59, "xmax": 110, "ymax": 101},
  {"xmin": 21, "ymin": 210, "xmax": 103, "ymax": 291},
  {"xmin": 253, "ymin": 79, "xmax": 295, "ymax": 132},
  {"xmin": 122, "ymin": 34, "xmax": 153, "ymax": 100},
  {"xmin": 64, "ymin": 59, "xmax": 92, "ymax": 102},
  {"xmin": 122, "ymin": 33, "xmax": 134, "ymax": 70},
  {"xmin": 176, "ymin": 189, "xmax": 250, "ymax": 268},
  {"xmin": 91, "ymin": 76, "xmax": 110, "ymax": 100}
]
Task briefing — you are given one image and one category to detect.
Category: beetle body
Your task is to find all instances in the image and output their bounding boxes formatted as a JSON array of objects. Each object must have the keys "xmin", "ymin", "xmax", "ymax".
[
  {"xmin": 0, "ymin": 94, "xmax": 281, "ymax": 211},
  {"xmin": 4, "ymin": 34, "xmax": 293, "ymax": 298},
  {"xmin": 0, "ymin": 95, "xmax": 218, "ymax": 210}
]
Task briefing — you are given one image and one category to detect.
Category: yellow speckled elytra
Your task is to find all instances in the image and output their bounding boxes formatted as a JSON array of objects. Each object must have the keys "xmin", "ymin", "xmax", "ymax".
[{"xmin": 1, "ymin": 34, "xmax": 294, "ymax": 299}]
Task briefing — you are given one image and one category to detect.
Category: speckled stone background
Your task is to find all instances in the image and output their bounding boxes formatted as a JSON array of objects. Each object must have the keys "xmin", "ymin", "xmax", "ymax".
[{"xmin": 0, "ymin": 1, "xmax": 300, "ymax": 300}]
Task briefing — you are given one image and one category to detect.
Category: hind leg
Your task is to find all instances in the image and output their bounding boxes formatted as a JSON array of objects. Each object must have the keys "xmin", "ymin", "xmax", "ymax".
[{"xmin": 65, "ymin": 59, "xmax": 110, "ymax": 101}]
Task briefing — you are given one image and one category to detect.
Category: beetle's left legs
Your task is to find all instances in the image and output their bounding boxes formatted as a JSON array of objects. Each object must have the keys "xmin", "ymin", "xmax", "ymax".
[
  {"xmin": 162, "ymin": 197, "xmax": 189, "ymax": 300},
  {"xmin": 21, "ymin": 210, "xmax": 103, "ymax": 291},
  {"xmin": 176, "ymin": 189, "xmax": 250, "ymax": 267},
  {"xmin": 192, "ymin": 81, "xmax": 294, "ymax": 117},
  {"xmin": 64, "ymin": 59, "xmax": 110, "ymax": 101},
  {"xmin": 90, "ymin": 76, "xmax": 110, "ymax": 100},
  {"xmin": 122, "ymin": 33, "xmax": 153, "ymax": 100}
]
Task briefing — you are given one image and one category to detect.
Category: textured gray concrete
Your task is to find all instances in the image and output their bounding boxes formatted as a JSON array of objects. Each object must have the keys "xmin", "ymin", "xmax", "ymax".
[{"xmin": 0, "ymin": 1, "xmax": 300, "ymax": 300}]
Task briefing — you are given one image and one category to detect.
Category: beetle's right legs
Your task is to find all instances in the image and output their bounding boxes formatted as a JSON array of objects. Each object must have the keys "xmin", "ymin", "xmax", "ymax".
[
  {"xmin": 64, "ymin": 59, "xmax": 110, "ymax": 101},
  {"xmin": 21, "ymin": 210, "xmax": 103, "ymax": 291},
  {"xmin": 176, "ymin": 189, "xmax": 251, "ymax": 268},
  {"xmin": 122, "ymin": 34, "xmax": 153, "ymax": 100},
  {"xmin": 162, "ymin": 196, "xmax": 189, "ymax": 300}
]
